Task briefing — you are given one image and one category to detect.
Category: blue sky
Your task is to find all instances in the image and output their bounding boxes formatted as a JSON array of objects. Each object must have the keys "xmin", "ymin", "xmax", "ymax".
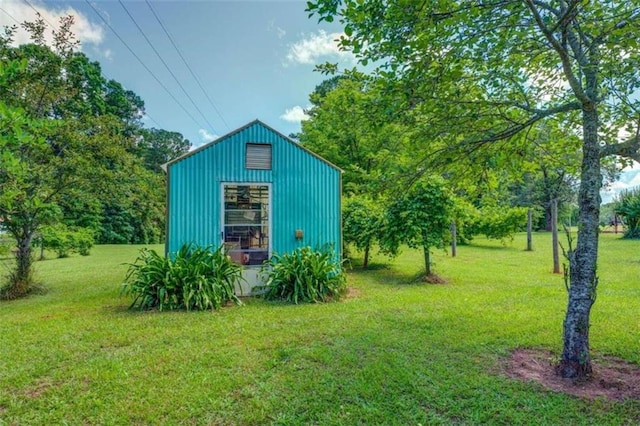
[
  {"xmin": 1, "ymin": 0, "xmax": 638, "ymax": 202},
  {"xmin": 0, "ymin": 0, "xmax": 353, "ymax": 147}
]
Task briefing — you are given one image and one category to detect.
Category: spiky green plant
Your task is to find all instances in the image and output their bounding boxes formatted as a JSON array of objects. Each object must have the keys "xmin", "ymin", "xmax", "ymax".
[
  {"xmin": 615, "ymin": 186, "xmax": 640, "ymax": 238},
  {"xmin": 260, "ymin": 246, "xmax": 346, "ymax": 304},
  {"xmin": 121, "ymin": 244, "xmax": 242, "ymax": 311}
]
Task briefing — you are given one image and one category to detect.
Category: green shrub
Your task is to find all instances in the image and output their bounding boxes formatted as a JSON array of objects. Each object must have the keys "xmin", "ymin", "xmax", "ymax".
[
  {"xmin": 121, "ymin": 244, "xmax": 242, "ymax": 311},
  {"xmin": 615, "ymin": 187, "xmax": 640, "ymax": 238},
  {"xmin": 40, "ymin": 225, "xmax": 94, "ymax": 258},
  {"xmin": 260, "ymin": 246, "xmax": 346, "ymax": 304},
  {"xmin": 466, "ymin": 206, "xmax": 528, "ymax": 242}
]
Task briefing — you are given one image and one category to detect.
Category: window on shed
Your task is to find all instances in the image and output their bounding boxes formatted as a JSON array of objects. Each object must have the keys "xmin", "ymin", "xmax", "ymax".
[{"xmin": 246, "ymin": 143, "xmax": 272, "ymax": 170}]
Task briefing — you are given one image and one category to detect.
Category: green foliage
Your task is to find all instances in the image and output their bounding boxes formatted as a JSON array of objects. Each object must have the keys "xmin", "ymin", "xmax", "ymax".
[
  {"xmin": 0, "ymin": 238, "xmax": 11, "ymax": 258},
  {"xmin": 380, "ymin": 177, "xmax": 453, "ymax": 275},
  {"xmin": 136, "ymin": 127, "xmax": 191, "ymax": 173},
  {"xmin": 299, "ymin": 77, "xmax": 409, "ymax": 195},
  {"xmin": 121, "ymin": 244, "xmax": 242, "ymax": 311},
  {"xmin": 615, "ymin": 187, "xmax": 640, "ymax": 239},
  {"xmin": 466, "ymin": 207, "xmax": 528, "ymax": 243},
  {"xmin": 40, "ymin": 224, "xmax": 94, "ymax": 258},
  {"xmin": 260, "ymin": 246, "xmax": 346, "ymax": 304},
  {"xmin": 342, "ymin": 195, "xmax": 383, "ymax": 267}
]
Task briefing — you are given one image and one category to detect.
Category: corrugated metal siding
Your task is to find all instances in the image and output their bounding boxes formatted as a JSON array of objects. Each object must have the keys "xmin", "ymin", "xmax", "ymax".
[{"xmin": 167, "ymin": 121, "xmax": 341, "ymax": 262}]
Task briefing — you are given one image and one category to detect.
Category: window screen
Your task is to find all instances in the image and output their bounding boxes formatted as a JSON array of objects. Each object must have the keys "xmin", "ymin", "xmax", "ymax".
[{"xmin": 246, "ymin": 143, "xmax": 272, "ymax": 170}]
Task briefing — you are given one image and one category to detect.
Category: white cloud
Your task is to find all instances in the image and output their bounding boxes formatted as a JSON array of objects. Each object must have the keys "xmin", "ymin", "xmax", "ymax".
[
  {"xmin": 280, "ymin": 106, "xmax": 310, "ymax": 123},
  {"xmin": 0, "ymin": 0, "xmax": 104, "ymax": 49},
  {"xmin": 198, "ymin": 129, "xmax": 218, "ymax": 144},
  {"xmin": 267, "ymin": 20, "xmax": 286, "ymax": 39},
  {"xmin": 601, "ymin": 162, "xmax": 640, "ymax": 203},
  {"xmin": 285, "ymin": 30, "xmax": 353, "ymax": 66}
]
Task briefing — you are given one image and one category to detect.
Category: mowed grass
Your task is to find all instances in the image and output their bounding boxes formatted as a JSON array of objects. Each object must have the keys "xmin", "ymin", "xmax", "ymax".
[{"xmin": 0, "ymin": 233, "xmax": 639, "ymax": 424}]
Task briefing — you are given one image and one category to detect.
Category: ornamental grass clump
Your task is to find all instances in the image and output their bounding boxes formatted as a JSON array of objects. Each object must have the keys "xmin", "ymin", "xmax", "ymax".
[
  {"xmin": 260, "ymin": 246, "xmax": 346, "ymax": 304},
  {"xmin": 121, "ymin": 244, "xmax": 242, "ymax": 311}
]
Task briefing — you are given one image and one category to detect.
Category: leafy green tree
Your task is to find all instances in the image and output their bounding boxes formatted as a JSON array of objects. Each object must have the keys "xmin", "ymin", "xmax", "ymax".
[
  {"xmin": 342, "ymin": 195, "xmax": 383, "ymax": 268},
  {"xmin": 136, "ymin": 128, "xmax": 191, "ymax": 173},
  {"xmin": 308, "ymin": 0, "xmax": 640, "ymax": 378},
  {"xmin": 0, "ymin": 92, "xmax": 55, "ymax": 297},
  {"xmin": 300, "ymin": 76, "xmax": 409, "ymax": 194},
  {"xmin": 0, "ymin": 16, "xmax": 166, "ymax": 297},
  {"xmin": 614, "ymin": 187, "xmax": 640, "ymax": 239},
  {"xmin": 380, "ymin": 177, "xmax": 453, "ymax": 278}
]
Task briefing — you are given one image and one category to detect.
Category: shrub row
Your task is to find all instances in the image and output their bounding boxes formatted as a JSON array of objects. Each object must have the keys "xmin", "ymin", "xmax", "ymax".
[
  {"xmin": 122, "ymin": 244, "xmax": 346, "ymax": 311},
  {"xmin": 39, "ymin": 225, "xmax": 95, "ymax": 258}
]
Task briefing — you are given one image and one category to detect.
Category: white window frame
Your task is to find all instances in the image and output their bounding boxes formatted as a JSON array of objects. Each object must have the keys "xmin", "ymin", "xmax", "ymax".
[{"xmin": 220, "ymin": 182, "xmax": 272, "ymax": 268}]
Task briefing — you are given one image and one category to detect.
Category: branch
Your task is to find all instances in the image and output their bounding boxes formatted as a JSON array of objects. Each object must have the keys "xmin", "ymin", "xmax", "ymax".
[
  {"xmin": 600, "ymin": 136, "xmax": 640, "ymax": 162},
  {"xmin": 470, "ymin": 101, "xmax": 581, "ymax": 145},
  {"xmin": 524, "ymin": 0, "xmax": 590, "ymax": 105}
]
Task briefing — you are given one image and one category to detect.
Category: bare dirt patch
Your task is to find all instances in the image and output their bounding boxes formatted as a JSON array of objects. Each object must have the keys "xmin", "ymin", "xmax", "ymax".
[
  {"xmin": 505, "ymin": 348, "xmax": 640, "ymax": 400},
  {"xmin": 345, "ymin": 287, "xmax": 361, "ymax": 299},
  {"xmin": 422, "ymin": 273, "xmax": 447, "ymax": 284}
]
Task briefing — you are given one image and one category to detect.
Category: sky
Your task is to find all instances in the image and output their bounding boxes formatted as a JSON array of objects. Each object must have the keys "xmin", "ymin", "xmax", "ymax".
[
  {"xmin": 0, "ymin": 0, "xmax": 638, "ymax": 203},
  {"xmin": 0, "ymin": 0, "xmax": 353, "ymax": 147}
]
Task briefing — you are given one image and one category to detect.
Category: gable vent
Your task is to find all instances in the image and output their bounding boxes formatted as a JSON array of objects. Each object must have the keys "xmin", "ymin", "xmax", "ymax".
[{"xmin": 246, "ymin": 143, "xmax": 272, "ymax": 170}]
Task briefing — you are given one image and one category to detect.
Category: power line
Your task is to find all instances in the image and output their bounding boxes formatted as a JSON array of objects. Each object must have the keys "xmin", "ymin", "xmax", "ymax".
[
  {"xmin": 118, "ymin": 0, "xmax": 218, "ymax": 135},
  {"xmin": 143, "ymin": 111, "xmax": 161, "ymax": 128},
  {"xmin": 23, "ymin": 0, "xmax": 56, "ymax": 29},
  {"xmin": 0, "ymin": 6, "xmax": 21, "ymax": 25},
  {"xmin": 144, "ymin": 0, "xmax": 230, "ymax": 132},
  {"xmin": 84, "ymin": 0, "xmax": 206, "ymax": 131}
]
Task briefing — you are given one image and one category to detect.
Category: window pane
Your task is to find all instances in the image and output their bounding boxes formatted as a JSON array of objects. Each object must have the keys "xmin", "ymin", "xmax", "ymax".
[{"xmin": 223, "ymin": 184, "xmax": 269, "ymax": 266}]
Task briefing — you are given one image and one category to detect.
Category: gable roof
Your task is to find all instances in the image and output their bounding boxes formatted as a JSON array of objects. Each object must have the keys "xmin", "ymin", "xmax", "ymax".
[{"xmin": 162, "ymin": 119, "xmax": 342, "ymax": 173}]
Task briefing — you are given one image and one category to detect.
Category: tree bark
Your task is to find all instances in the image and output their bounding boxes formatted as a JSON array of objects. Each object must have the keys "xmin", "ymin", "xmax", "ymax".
[
  {"xmin": 423, "ymin": 246, "xmax": 431, "ymax": 276},
  {"xmin": 363, "ymin": 243, "xmax": 370, "ymax": 269},
  {"xmin": 544, "ymin": 205, "xmax": 553, "ymax": 232},
  {"xmin": 552, "ymin": 199, "xmax": 560, "ymax": 274},
  {"xmin": 526, "ymin": 208, "xmax": 533, "ymax": 251},
  {"xmin": 558, "ymin": 106, "xmax": 600, "ymax": 378},
  {"xmin": 450, "ymin": 221, "xmax": 457, "ymax": 257},
  {"xmin": 3, "ymin": 228, "xmax": 36, "ymax": 299}
]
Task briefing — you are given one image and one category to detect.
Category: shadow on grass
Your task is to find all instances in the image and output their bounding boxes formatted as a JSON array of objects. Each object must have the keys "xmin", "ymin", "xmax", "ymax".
[{"xmin": 348, "ymin": 263, "xmax": 431, "ymax": 287}]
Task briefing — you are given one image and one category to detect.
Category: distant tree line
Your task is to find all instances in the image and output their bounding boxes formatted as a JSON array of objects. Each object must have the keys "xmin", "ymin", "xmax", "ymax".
[{"xmin": 0, "ymin": 16, "xmax": 189, "ymax": 298}]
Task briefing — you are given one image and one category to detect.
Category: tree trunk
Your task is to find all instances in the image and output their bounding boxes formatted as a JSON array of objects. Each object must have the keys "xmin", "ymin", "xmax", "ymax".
[
  {"xmin": 526, "ymin": 208, "xmax": 533, "ymax": 251},
  {"xmin": 551, "ymin": 199, "xmax": 560, "ymax": 274},
  {"xmin": 3, "ymin": 229, "xmax": 36, "ymax": 299},
  {"xmin": 363, "ymin": 243, "xmax": 370, "ymax": 269},
  {"xmin": 544, "ymin": 205, "xmax": 553, "ymax": 232},
  {"xmin": 423, "ymin": 246, "xmax": 431, "ymax": 276},
  {"xmin": 450, "ymin": 221, "xmax": 457, "ymax": 257},
  {"xmin": 557, "ymin": 106, "xmax": 600, "ymax": 379}
]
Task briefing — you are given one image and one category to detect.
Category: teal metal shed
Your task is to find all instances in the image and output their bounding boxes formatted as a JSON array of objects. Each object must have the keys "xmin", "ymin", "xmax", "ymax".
[{"xmin": 164, "ymin": 120, "xmax": 342, "ymax": 292}]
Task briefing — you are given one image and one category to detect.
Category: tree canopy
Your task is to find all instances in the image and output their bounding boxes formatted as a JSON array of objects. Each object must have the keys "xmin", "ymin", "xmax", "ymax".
[
  {"xmin": 307, "ymin": 0, "xmax": 640, "ymax": 378},
  {"xmin": 0, "ymin": 16, "xmax": 186, "ymax": 298}
]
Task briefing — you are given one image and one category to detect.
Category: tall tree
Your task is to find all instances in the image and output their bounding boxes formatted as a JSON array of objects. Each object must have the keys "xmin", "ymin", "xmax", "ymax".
[
  {"xmin": 0, "ymin": 16, "xmax": 165, "ymax": 297},
  {"xmin": 308, "ymin": 1, "xmax": 640, "ymax": 378},
  {"xmin": 136, "ymin": 128, "xmax": 191, "ymax": 173},
  {"xmin": 300, "ymin": 76, "xmax": 409, "ymax": 194}
]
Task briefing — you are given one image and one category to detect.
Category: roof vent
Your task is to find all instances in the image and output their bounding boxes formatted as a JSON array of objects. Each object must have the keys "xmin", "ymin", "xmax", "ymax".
[{"xmin": 246, "ymin": 143, "xmax": 272, "ymax": 170}]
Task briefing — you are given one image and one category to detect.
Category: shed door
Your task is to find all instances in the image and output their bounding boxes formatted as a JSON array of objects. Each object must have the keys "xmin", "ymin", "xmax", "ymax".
[{"xmin": 222, "ymin": 184, "xmax": 270, "ymax": 267}]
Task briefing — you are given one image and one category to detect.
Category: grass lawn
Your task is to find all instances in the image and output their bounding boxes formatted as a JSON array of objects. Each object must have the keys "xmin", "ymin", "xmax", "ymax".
[{"xmin": 1, "ymin": 233, "xmax": 639, "ymax": 424}]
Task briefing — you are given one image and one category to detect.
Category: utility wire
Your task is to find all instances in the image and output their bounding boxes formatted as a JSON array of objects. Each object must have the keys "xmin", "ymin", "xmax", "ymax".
[
  {"xmin": 0, "ymin": 6, "xmax": 21, "ymax": 25},
  {"xmin": 84, "ymin": 0, "xmax": 206, "ymax": 131},
  {"xmin": 144, "ymin": 0, "xmax": 230, "ymax": 132},
  {"xmin": 118, "ymin": 0, "xmax": 217, "ymax": 134},
  {"xmin": 143, "ymin": 111, "xmax": 161, "ymax": 128},
  {"xmin": 23, "ymin": 0, "xmax": 56, "ymax": 28}
]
